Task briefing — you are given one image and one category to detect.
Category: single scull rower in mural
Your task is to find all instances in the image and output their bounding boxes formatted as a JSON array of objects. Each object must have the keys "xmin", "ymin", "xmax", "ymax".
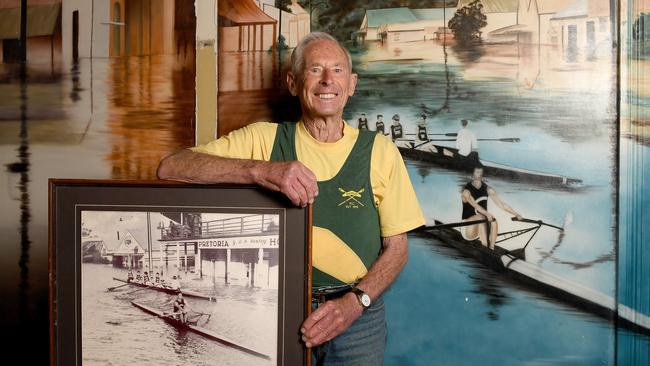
[{"xmin": 461, "ymin": 165, "xmax": 523, "ymax": 249}]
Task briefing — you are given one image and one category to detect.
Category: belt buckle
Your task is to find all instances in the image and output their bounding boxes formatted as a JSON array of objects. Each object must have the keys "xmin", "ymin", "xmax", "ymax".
[{"xmin": 311, "ymin": 283, "xmax": 357, "ymax": 305}]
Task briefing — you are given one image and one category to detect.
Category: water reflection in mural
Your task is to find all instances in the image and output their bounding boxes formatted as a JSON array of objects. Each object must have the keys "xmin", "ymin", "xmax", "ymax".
[{"xmin": 0, "ymin": 1, "xmax": 196, "ymax": 361}]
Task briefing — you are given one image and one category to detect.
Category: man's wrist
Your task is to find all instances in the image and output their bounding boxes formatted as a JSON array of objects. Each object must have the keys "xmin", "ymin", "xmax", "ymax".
[
  {"xmin": 247, "ymin": 160, "xmax": 265, "ymax": 185},
  {"xmin": 345, "ymin": 292, "xmax": 365, "ymax": 312}
]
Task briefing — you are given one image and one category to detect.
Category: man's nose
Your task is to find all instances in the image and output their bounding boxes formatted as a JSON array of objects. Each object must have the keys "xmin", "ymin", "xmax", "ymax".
[{"xmin": 319, "ymin": 68, "xmax": 333, "ymax": 85}]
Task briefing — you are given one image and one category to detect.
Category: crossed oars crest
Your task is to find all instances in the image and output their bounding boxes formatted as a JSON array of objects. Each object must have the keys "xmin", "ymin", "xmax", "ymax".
[{"xmin": 338, "ymin": 188, "xmax": 365, "ymax": 207}]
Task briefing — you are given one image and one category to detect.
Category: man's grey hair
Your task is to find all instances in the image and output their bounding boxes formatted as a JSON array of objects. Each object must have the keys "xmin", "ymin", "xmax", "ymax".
[{"xmin": 290, "ymin": 32, "xmax": 353, "ymax": 77}]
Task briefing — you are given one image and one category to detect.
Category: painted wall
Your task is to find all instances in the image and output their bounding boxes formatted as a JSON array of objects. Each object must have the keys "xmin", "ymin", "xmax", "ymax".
[{"xmin": 195, "ymin": 0, "xmax": 217, "ymax": 144}]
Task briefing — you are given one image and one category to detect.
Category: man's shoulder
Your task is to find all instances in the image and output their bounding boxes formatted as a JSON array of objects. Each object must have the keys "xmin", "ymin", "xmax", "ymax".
[
  {"xmin": 239, "ymin": 121, "xmax": 279, "ymax": 135},
  {"xmin": 370, "ymin": 132, "xmax": 404, "ymax": 173},
  {"xmin": 371, "ymin": 132, "xmax": 398, "ymax": 152}
]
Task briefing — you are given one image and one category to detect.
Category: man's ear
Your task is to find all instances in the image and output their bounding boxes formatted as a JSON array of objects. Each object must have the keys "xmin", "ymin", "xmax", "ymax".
[
  {"xmin": 287, "ymin": 72, "xmax": 299, "ymax": 96},
  {"xmin": 348, "ymin": 73, "xmax": 358, "ymax": 96}
]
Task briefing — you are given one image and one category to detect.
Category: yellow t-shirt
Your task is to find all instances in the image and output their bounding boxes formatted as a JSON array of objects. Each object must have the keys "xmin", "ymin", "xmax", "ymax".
[{"xmin": 191, "ymin": 121, "xmax": 425, "ymax": 237}]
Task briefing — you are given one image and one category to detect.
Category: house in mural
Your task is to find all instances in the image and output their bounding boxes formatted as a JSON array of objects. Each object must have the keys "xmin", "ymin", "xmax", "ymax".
[
  {"xmin": 358, "ymin": 7, "xmax": 457, "ymax": 44},
  {"xmin": 0, "ymin": 0, "xmax": 62, "ymax": 64},
  {"xmin": 274, "ymin": 0, "xmax": 311, "ymax": 48},
  {"xmin": 487, "ymin": 0, "xmax": 609, "ymax": 46},
  {"xmin": 60, "ymin": 0, "xmax": 193, "ymax": 63},
  {"xmin": 550, "ymin": 0, "xmax": 611, "ymax": 57},
  {"xmin": 359, "ymin": 8, "xmax": 418, "ymax": 42}
]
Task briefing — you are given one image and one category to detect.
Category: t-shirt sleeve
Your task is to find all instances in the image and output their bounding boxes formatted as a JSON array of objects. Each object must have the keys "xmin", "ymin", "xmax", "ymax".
[
  {"xmin": 371, "ymin": 134, "xmax": 426, "ymax": 237},
  {"xmin": 189, "ymin": 122, "xmax": 278, "ymax": 161}
]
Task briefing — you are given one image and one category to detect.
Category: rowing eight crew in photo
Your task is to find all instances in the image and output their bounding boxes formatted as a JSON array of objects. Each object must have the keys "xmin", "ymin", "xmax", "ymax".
[{"xmin": 127, "ymin": 270, "xmax": 182, "ymax": 290}]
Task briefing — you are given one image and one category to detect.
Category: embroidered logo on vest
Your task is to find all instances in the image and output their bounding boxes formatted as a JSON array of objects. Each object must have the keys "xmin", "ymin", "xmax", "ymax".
[{"xmin": 338, "ymin": 188, "xmax": 365, "ymax": 208}]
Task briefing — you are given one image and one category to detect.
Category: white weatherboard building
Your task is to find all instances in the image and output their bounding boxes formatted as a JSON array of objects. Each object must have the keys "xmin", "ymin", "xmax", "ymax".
[{"xmin": 359, "ymin": 7, "xmax": 457, "ymax": 44}]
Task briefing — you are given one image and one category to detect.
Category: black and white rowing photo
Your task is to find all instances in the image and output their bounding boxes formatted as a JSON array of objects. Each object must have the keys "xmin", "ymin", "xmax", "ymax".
[
  {"xmin": 81, "ymin": 210, "xmax": 279, "ymax": 365},
  {"xmin": 50, "ymin": 180, "xmax": 310, "ymax": 366}
]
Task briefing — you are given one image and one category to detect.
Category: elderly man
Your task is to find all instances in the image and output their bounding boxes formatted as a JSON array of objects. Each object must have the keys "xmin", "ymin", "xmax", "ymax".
[{"xmin": 157, "ymin": 32, "xmax": 424, "ymax": 364}]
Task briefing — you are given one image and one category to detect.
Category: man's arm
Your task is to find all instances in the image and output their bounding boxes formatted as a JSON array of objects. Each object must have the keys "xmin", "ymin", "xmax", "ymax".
[
  {"xmin": 300, "ymin": 232, "xmax": 408, "ymax": 347},
  {"xmin": 157, "ymin": 149, "xmax": 318, "ymax": 207},
  {"xmin": 487, "ymin": 187, "xmax": 522, "ymax": 219}
]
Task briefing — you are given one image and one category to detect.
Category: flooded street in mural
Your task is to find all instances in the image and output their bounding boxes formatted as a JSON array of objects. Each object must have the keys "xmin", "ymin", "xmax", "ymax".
[{"xmin": 0, "ymin": 55, "xmax": 195, "ymax": 362}]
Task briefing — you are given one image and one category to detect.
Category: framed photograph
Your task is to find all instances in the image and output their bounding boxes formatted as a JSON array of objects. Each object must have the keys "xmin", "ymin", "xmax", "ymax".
[{"xmin": 49, "ymin": 179, "xmax": 311, "ymax": 366}]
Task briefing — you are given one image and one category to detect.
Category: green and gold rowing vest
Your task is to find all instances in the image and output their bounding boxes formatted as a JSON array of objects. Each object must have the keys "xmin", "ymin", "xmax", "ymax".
[{"xmin": 270, "ymin": 122, "xmax": 382, "ymax": 287}]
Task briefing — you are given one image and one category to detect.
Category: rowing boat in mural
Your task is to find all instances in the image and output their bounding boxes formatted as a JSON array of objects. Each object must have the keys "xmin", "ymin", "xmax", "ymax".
[
  {"xmin": 111, "ymin": 277, "xmax": 216, "ymax": 301},
  {"xmin": 394, "ymin": 138, "xmax": 583, "ymax": 187},
  {"xmin": 419, "ymin": 218, "xmax": 650, "ymax": 335},
  {"xmin": 131, "ymin": 301, "xmax": 271, "ymax": 360}
]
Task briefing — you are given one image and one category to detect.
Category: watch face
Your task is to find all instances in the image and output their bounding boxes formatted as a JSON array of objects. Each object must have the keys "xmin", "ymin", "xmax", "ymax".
[{"xmin": 361, "ymin": 294, "xmax": 371, "ymax": 307}]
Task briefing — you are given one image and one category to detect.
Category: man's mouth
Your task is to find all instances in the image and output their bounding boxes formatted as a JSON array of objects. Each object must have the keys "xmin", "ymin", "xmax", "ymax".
[{"xmin": 315, "ymin": 93, "xmax": 337, "ymax": 100}]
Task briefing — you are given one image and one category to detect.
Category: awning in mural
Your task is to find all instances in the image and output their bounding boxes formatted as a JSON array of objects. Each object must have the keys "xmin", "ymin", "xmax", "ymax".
[
  {"xmin": 0, "ymin": 3, "xmax": 61, "ymax": 40},
  {"xmin": 218, "ymin": 0, "xmax": 277, "ymax": 25}
]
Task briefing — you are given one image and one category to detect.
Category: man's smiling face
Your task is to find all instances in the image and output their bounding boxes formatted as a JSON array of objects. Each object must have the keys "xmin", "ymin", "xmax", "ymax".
[{"xmin": 288, "ymin": 39, "xmax": 357, "ymax": 121}]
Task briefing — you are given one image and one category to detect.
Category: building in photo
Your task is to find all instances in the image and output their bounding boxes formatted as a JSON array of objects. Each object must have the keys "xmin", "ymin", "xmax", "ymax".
[{"xmin": 159, "ymin": 212, "xmax": 280, "ymax": 289}]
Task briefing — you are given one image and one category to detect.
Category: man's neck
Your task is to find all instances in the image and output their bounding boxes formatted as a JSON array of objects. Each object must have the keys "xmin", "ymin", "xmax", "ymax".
[{"xmin": 302, "ymin": 116, "xmax": 345, "ymax": 143}]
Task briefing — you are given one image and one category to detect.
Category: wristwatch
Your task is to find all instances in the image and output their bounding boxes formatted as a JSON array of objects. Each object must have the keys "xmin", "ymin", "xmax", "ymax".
[{"xmin": 351, "ymin": 287, "xmax": 371, "ymax": 310}]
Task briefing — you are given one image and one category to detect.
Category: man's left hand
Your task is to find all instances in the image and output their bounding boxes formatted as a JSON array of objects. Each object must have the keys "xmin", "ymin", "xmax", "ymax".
[{"xmin": 301, "ymin": 292, "xmax": 363, "ymax": 347}]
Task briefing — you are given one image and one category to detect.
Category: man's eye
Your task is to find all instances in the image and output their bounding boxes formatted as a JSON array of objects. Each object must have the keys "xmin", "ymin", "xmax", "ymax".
[{"xmin": 310, "ymin": 67, "xmax": 321, "ymax": 73}]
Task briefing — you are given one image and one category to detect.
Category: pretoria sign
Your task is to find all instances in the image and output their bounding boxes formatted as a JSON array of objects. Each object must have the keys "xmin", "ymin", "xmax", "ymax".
[{"xmin": 197, "ymin": 235, "xmax": 279, "ymax": 249}]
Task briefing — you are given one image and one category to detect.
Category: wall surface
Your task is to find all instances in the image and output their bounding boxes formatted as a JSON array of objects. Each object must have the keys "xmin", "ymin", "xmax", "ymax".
[{"xmin": 194, "ymin": 0, "xmax": 217, "ymax": 144}]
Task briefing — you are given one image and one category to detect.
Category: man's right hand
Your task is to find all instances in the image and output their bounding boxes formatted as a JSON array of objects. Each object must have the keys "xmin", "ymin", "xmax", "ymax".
[{"xmin": 252, "ymin": 161, "xmax": 318, "ymax": 207}]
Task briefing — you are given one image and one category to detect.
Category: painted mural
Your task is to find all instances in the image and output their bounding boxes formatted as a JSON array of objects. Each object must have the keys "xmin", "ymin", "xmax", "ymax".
[
  {"xmin": 216, "ymin": 0, "xmax": 650, "ymax": 364},
  {"xmin": 1, "ymin": 0, "xmax": 648, "ymax": 363}
]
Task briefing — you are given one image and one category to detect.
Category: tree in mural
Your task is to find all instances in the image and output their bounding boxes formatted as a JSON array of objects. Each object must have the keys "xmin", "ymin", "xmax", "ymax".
[{"xmin": 447, "ymin": 0, "xmax": 487, "ymax": 45}]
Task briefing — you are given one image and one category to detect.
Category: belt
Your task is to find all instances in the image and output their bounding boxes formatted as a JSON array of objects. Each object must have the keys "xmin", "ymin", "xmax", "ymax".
[{"xmin": 311, "ymin": 283, "xmax": 357, "ymax": 304}]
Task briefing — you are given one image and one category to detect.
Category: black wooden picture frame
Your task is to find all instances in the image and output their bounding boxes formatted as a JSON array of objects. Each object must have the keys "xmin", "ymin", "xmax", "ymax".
[{"xmin": 49, "ymin": 179, "xmax": 311, "ymax": 365}]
